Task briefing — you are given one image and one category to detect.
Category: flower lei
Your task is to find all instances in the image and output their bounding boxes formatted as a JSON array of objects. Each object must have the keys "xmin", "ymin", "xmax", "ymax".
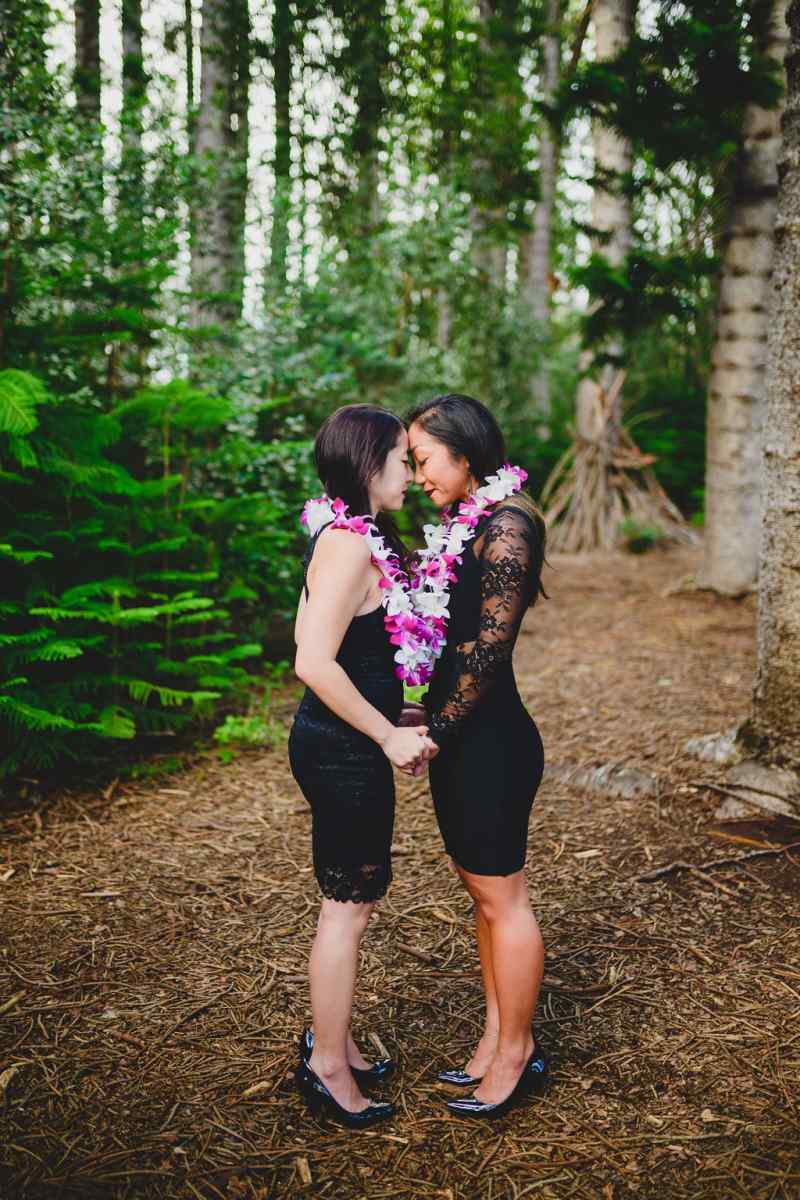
[{"xmin": 300, "ymin": 464, "xmax": 527, "ymax": 686}]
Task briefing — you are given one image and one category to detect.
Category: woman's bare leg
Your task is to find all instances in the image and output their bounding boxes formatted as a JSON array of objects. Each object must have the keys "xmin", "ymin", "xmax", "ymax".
[
  {"xmin": 457, "ymin": 867, "xmax": 544, "ymax": 1104},
  {"xmin": 463, "ymin": 898, "xmax": 500, "ymax": 1077},
  {"xmin": 307, "ymin": 898, "xmax": 373, "ymax": 1111}
]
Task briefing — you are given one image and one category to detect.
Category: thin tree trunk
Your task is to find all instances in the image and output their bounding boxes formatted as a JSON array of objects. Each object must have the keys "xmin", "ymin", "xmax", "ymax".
[
  {"xmin": 700, "ymin": 0, "xmax": 789, "ymax": 596},
  {"xmin": 747, "ymin": 0, "xmax": 800, "ymax": 767},
  {"xmin": 185, "ymin": 0, "xmax": 196, "ymax": 154},
  {"xmin": 270, "ymin": 0, "xmax": 293, "ymax": 292},
  {"xmin": 121, "ymin": 0, "xmax": 146, "ymax": 220},
  {"xmin": 521, "ymin": 0, "xmax": 562, "ymax": 418},
  {"xmin": 436, "ymin": 0, "xmax": 455, "ymax": 348},
  {"xmin": 349, "ymin": 0, "xmax": 386, "ymax": 242},
  {"xmin": 191, "ymin": 0, "xmax": 248, "ymax": 327},
  {"xmin": 74, "ymin": 0, "xmax": 101, "ymax": 122},
  {"xmin": 225, "ymin": 0, "xmax": 249, "ymax": 310},
  {"xmin": 575, "ymin": 0, "xmax": 633, "ymax": 444}
]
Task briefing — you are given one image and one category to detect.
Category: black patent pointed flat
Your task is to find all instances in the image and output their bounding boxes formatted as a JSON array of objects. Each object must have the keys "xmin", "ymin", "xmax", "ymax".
[
  {"xmin": 299, "ymin": 1027, "xmax": 396, "ymax": 1084},
  {"xmin": 445, "ymin": 1045, "xmax": 549, "ymax": 1120},
  {"xmin": 294, "ymin": 1060, "xmax": 395, "ymax": 1129},
  {"xmin": 437, "ymin": 1067, "xmax": 483, "ymax": 1086}
]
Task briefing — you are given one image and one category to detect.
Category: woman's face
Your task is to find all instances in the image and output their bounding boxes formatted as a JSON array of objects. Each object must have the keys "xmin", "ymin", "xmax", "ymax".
[
  {"xmin": 368, "ymin": 427, "xmax": 412, "ymax": 514},
  {"xmin": 408, "ymin": 421, "xmax": 475, "ymax": 508}
]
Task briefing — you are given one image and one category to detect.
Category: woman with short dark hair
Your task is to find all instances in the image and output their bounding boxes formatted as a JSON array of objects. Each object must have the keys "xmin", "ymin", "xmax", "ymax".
[
  {"xmin": 405, "ymin": 392, "xmax": 549, "ymax": 1120},
  {"xmin": 289, "ymin": 404, "xmax": 437, "ymax": 1128}
]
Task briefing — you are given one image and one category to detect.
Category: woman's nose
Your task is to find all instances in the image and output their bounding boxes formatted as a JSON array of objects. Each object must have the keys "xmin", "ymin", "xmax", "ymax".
[{"xmin": 414, "ymin": 463, "xmax": 425, "ymax": 485}]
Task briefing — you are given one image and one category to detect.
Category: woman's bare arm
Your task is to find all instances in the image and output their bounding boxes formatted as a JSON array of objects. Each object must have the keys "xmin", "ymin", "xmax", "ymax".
[{"xmin": 295, "ymin": 529, "xmax": 435, "ymax": 768}]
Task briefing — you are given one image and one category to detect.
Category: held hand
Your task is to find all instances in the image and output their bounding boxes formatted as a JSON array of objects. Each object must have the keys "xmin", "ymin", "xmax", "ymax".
[
  {"xmin": 405, "ymin": 735, "xmax": 439, "ymax": 777},
  {"xmin": 397, "ymin": 702, "xmax": 428, "ymax": 728},
  {"xmin": 381, "ymin": 725, "xmax": 434, "ymax": 771}
]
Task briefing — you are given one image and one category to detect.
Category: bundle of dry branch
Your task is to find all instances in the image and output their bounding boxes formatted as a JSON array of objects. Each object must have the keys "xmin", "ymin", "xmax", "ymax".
[{"xmin": 542, "ymin": 372, "xmax": 696, "ymax": 553}]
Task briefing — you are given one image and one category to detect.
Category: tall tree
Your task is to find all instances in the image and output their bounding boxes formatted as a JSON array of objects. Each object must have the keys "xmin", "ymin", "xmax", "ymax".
[
  {"xmin": 520, "ymin": 0, "xmax": 563, "ymax": 418},
  {"xmin": 747, "ymin": 0, "xmax": 800, "ymax": 767},
  {"xmin": 191, "ymin": 0, "xmax": 249, "ymax": 328},
  {"xmin": 269, "ymin": 0, "xmax": 294, "ymax": 291},
  {"xmin": 700, "ymin": 0, "xmax": 789, "ymax": 596},
  {"xmin": 540, "ymin": 0, "xmax": 689, "ymax": 555},
  {"xmin": 121, "ymin": 0, "xmax": 146, "ymax": 221},
  {"xmin": 74, "ymin": 0, "xmax": 101, "ymax": 122},
  {"xmin": 348, "ymin": 0, "xmax": 388, "ymax": 241},
  {"xmin": 574, "ymin": 0, "xmax": 634, "ymax": 450}
]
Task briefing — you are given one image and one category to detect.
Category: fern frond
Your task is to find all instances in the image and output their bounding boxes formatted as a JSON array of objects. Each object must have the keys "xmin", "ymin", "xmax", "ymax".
[
  {"xmin": 0, "ymin": 370, "xmax": 48, "ymax": 435},
  {"xmin": 0, "ymin": 695, "xmax": 78, "ymax": 731},
  {"xmin": 60, "ymin": 579, "xmax": 137, "ymax": 604},
  {"xmin": 0, "ymin": 543, "xmax": 54, "ymax": 563},
  {"xmin": 86, "ymin": 707, "xmax": 136, "ymax": 739}
]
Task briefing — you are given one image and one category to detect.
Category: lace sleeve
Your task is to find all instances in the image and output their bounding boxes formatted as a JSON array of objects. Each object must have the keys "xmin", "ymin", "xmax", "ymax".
[{"xmin": 427, "ymin": 508, "xmax": 538, "ymax": 746}]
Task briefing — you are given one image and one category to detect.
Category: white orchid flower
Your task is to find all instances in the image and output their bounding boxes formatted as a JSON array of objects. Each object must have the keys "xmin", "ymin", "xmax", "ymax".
[
  {"xmin": 385, "ymin": 588, "xmax": 413, "ymax": 615},
  {"xmin": 413, "ymin": 590, "xmax": 450, "ymax": 619},
  {"xmin": 304, "ymin": 498, "xmax": 334, "ymax": 536}
]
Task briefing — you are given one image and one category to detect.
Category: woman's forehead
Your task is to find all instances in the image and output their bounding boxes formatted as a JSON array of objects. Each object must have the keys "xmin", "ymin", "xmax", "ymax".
[{"xmin": 408, "ymin": 426, "xmax": 438, "ymax": 453}]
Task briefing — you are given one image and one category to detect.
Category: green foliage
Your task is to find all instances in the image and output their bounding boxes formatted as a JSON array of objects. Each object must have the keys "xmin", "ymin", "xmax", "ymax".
[
  {"xmin": 618, "ymin": 519, "xmax": 666, "ymax": 554},
  {"xmin": 0, "ymin": 372, "xmax": 267, "ymax": 781},
  {"xmin": 213, "ymin": 714, "xmax": 286, "ymax": 750}
]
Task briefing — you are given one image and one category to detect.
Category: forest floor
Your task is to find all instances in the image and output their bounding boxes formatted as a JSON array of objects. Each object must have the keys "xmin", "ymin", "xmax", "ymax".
[{"xmin": 2, "ymin": 545, "xmax": 800, "ymax": 1200}]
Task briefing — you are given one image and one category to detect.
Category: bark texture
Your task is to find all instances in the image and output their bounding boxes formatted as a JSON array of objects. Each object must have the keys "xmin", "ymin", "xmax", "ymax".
[
  {"xmin": 191, "ymin": 0, "xmax": 249, "ymax": 327},
  {"xmin": 121, "ymin": 0, "xmax": 146, "ymax": 215},
  {"xmin": 348, "ymin": 0, "xmax": 387, "ymax": 241},
  {"xmin": 521, "ymin": 0, "xmax": 561, "ymax": 417},
  {"xmin": 701, "ymin": 1, "xmax": 789, "ymax": 596},
  {"xmin": 749, "ymin": 0, "xmax": 800, "ymax": 767},
  {"xmin": 269, "ymin": 0, "xmax": 293, "ymax": 291},
  {"xmin": 575, "ymin": 0, "xmax": 633, "ymax": 444},
  {"xmin": 74, "ymin": 0, "xmax": 101, "ymax": 122}
]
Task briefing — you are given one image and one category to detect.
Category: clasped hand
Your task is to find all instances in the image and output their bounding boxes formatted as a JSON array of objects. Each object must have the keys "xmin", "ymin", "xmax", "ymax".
[{"xmin": 382, "ymin": 703, "xmax": 438, "ymax": 776}]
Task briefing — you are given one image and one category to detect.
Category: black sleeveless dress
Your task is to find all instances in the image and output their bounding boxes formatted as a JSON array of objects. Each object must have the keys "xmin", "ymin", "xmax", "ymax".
[
  {"xmin": 288, "ymin": 525, "xmax": 404, "ymax": 903},
  {"xmin": 425, "ymin": 504, "xmax": 545, "ymax": 876}
]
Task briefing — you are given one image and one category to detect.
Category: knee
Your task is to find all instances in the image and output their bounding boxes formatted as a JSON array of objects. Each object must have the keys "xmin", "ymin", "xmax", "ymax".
[
  {"xmin": 474, "ymin": 894, "xmax": 503, "ymax": 926},
  {"xmin": 318, "ymin": 899, "xmax": 374, "ymax": 937},
  {"xmin": 471, "ymin": 883, "xmax": 529, "ymax": 927}
]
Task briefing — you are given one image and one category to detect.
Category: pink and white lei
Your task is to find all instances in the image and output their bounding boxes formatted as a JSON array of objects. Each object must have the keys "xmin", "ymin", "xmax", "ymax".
[{"xmin": 300, "ymin": 465, "xmax": 527, "ymax": 686}]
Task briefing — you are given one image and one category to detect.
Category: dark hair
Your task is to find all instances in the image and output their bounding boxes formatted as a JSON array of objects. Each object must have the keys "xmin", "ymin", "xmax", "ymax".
[
  {"xmin": 405, "ymin": 393, "xmax": 506, "ymax": 482},
  {"xmin": 314, "ymin": 404, "xmax": 407, "ymax": 561},
  {"xmin": 406, "ymin": 392, "xmax": 548, "ymax": 604}
]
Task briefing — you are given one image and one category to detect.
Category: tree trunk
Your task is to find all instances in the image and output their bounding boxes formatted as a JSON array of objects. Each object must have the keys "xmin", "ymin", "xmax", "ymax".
[
  {"xmin": 225, "ymin": 0, "xmax": 249, "ymax": 311},
  {"xmin": 575, "ymin": 0, "xmax": 633, "ymax": 444},
  {"xmin": 191, "ymin": 0, "xmax": 249, "ymax": 327},
  {"xmin": 269, "ymin": 0, "xmax": 293, "ymax": 292},
  {"xmin": 121, "ymin": 0, "xmax": 146, "ymax": 219},
  {"xmin": 748, "ymin": 0, "xmax": 800, "ymax": 767},
  {"xmin": 521, "ymin": 0, "xmax": 562, "ymax": 419},
  {"xmin": 700, "ymin": 1, "xmax": 789, "ymax": 596},
  {"xmin": 185, "ymin": 0, "xmax": 196, "ymax": 154},
  {"xmin": 74, "ymin": 0, "xmax": 101, "ymax": 122},
  {"xmin": 349, "ymin": 1, "xmax": 386, "ymax": 242}
]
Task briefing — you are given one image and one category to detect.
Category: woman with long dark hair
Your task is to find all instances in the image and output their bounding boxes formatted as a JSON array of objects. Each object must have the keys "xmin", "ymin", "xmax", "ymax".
[
  {"xmin": 405, "ymin": 393, "xmax": 549, "ymax": 1120},
  {"xmin": 289, "ymin": 404, "xmax": 437, "ymax": 1128}
]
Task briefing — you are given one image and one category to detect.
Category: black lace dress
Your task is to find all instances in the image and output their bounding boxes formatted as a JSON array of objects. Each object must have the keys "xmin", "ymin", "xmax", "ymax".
[
  {"xmin": 288, "ymin": 526, "xmax": 404, "ymax": 903},
  {"xmin": 425, "ymin": 504, "xmax": 545, "ymax": 876}
]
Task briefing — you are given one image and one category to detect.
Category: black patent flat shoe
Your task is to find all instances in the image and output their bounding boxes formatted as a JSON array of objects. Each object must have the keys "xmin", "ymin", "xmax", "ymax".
[
  {"xmin": 445, "ymin": 1045, "xmax": 549, "ymax": 1120},
  {"xmin": 294, "ymin": 1061, "xmax": 395, "ymax": 1128},
  {"xmin": 299, "ymin": 1027, "xmax": 396, "ymax": 1083},
  {"xmin": 437, "ymin": 1067, "xmax": 483, "ymax": 1086}
]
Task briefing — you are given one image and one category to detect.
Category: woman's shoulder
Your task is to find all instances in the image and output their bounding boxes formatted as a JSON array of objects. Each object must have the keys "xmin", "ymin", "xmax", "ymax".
[
  {"xmin": 313, "ymin": 524, "xmax": 373, "ymax": 564},
  {"xmin": 483, "ymin": 498, "xmax": 544, "ymax": 542}
]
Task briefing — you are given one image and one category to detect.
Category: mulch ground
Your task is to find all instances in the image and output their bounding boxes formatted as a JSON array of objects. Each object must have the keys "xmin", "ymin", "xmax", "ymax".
[{"xmin": 2, "ymin": 545, "xmax": 799, "ymax": 1200}]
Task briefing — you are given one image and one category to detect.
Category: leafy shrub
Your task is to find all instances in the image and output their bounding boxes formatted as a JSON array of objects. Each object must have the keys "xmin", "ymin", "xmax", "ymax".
[{"xmin": 618, "ymin": 518, "xmax": 666, "ymax": 554}]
